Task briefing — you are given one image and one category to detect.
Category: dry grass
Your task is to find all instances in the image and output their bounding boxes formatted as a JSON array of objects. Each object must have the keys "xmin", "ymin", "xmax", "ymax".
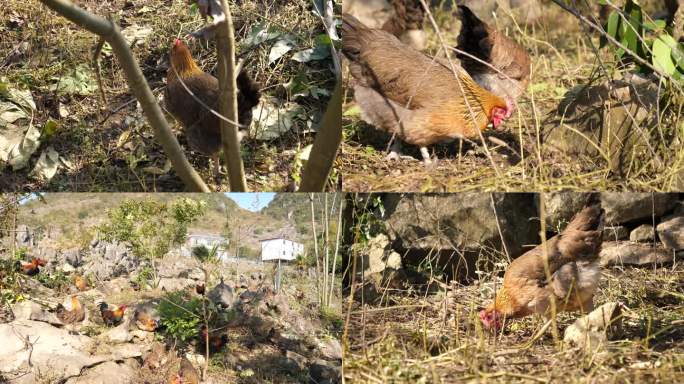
[
  {"xmin": 343, "ymin": 255, "xmax": 684, "ymax": 383},
  {"xmin": 341, "ymin": 1, "xmax": 684, "ymax": 192},
  {"xmin": 0, "ymin": 0, "xmax": 337, "ymax": 191}
]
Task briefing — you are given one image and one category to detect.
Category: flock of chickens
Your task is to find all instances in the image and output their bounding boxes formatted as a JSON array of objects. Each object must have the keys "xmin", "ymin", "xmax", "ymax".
[
  {"xmin": 11, "ymin": 258, "xmax": 245, "ymax": 384},
  {"xmin": 342, "ymin": 1, "xmax": 531, "ymax": 164}
]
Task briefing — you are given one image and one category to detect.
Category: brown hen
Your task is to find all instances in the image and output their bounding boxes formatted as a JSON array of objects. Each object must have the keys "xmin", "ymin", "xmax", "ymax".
[
  {"xmin": 456, "ymin": 5, "xmax": 530, "ymax": 111},
  {"xmin": 480, "ymin": 196, "xmax": 604, "ymax": 331},
  {"xmin": 342, "ymin": 13, "xmax": 511, "ymax": 164},
  {"xmin": 165, "ymin": 39, "xmax": 261, "ymax": 175}
]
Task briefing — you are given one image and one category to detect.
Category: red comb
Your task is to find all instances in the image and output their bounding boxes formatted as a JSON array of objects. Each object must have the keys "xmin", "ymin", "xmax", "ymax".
[{"xmin": 174, "ymin": 38, "xmax": 182, "ymax": 46}]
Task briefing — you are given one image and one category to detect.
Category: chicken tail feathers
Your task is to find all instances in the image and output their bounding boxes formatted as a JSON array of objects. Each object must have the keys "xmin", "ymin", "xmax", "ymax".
[
  {"xmin": 341, "ymin": 14, "xmax": 370, "ymax": 61},
  {"xmin": 568, "ymin": 195, "xmax": 604, "ymax": 232},
  {"xmin": 456, "ymin": 6, "xmax": 492, "ymax": 66},
  {"xmin": 557, "ymin": 196, "xmax": 604, "ymax": 262},
  {"xmin": 237, "ymin": 71, "xmax": 261, "ymax": 110}
]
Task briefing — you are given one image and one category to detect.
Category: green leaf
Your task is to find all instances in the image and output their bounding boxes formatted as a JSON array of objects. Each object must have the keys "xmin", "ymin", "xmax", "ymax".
[
  {"xmin": 652, "ymin": 36, "xmax": 678, "ymax": 77},
  {"xmin": 643, "ymin": 19, "xmax": 666, "ymax": 31},
  {"xmin": 243, "ymin": 23, "xmax": 281, "ymax": 48},
  {"xmin": 606, "ymin": 11, "xmax": 620, "ymax": 40},
  {"xmin": 42, "ymin": 119, "xmax": 58, "ymax": 139},
  {"xmin": 50, "ymin": 65, "xmax": 98, "ymax": 96},
  {"xmin": 291, "ymin": 45, "xmax": 329, "ymax": 63},
  {"xmin": 268, "ymin": 39, "xmax": 294, "ymax": 63}
]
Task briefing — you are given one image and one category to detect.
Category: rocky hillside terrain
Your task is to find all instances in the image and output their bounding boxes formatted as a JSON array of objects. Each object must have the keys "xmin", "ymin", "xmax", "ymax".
[{"xmin": 0, "ymin": 194, "xmax": 342, "ymax": 383}]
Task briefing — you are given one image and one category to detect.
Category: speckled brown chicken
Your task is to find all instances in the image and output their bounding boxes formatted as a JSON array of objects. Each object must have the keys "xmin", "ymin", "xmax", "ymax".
[
  {"xmin": 342, "ymin": 13, "xmax": 511, "ymax": 164},
  {"xmin": 480, "ymin": 196, "xmax": 604, "ymax": 331}
]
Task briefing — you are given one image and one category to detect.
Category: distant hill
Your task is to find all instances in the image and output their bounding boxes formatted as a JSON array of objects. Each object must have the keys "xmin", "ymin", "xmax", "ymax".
[
  {"xmin": 261, "ymin": 193, "xmax": 343, "ymax": 236},
  {"xmin": 16, "ymin": 193, "xmax": 331, "ymax": 258}
]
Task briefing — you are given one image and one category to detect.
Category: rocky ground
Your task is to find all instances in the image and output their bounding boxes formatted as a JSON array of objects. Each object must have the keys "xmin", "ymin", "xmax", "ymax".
[
  {"xmin": 344, "ymin": 192, "xmax": 684, "ymax": 382},
  {"xmin": 0, "ymin": 230, "xmax": 342, "ymax": 384}
]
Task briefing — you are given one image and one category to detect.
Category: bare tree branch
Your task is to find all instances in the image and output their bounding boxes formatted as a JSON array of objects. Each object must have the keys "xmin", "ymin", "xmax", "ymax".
[
  {"xmin": 39, "ymin": 0, "xmax": 210, "ymax": 192},
  {"xmin": 216, "ymin": 0, "xmax": 248, "ymax": 191},
  {"xmin": 298, "ymin": 81, "xmax": 341, "ymax": 192}
]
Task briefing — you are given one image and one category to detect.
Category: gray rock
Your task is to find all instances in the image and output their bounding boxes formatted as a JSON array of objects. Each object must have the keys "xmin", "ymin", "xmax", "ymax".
[
  {"xmin": 64, "ymin": 360, "xmax": 137, "ymax": 384},
  {"xmin": 544, "ymin": 192, "xmax": 594, "ymax": 230},
  {"xmin": 63, "ymin": 248, "xmax": 82, "ymax": 267},
  {"xmin": 383, "ymin": 193, "xmax": 539, "ymax": 279},
  {"xmin": 11, "ymin": 300, "xmax": 62, "ymax": 325},
  {"xmin": 283, "ymin": 350, "xmax": 308, "ymax": 372},
  {"xmin": 208, "ymin": 278, "xmax": 236, "ymax": 309},
  {"xmin": 505, "ymin": 0, "xmax": 543, "ymax": 24},
  {"xmin": 602, "ymin": 193, "xmax": 677, "ymax": 224},
  {"xmin": 364, "ymin": 234, "xmax": 402, "ymax": 275},
  {"xmin": 15, "ymin": 225, "xmax": 32, "ymax": 247},
  {"xmin": 318, "ymin": 337, "xmax": 343, "ymax": 361},
  {"xmin": 309, "ymin": 358, "xmax": 342, "ymax": 384},
  {"xmin": 630, "ymin": 224, "xmax": 656, "ymax": 243},
  {"xmin": 563, "ymin": 302, "xmax": 622, "ymax": 352},
  {"xmin": 0, "ymin": 320, "xmax": 104, "ymax": 383},
  {"xmin": 157, "ymin": 277, "xmax": 192, "ymax": 292},
  {"xmin": 602, "ymin": 226, "xmax": 629, "ymax": 241},
  {"xmin": 82, "ymin": 241, "xmax": 139, "ymax": 281},
  {"xmin": 543, "ymin": 75, "xmax": 665, "ymax": 176},
  {"xmin": 600, "ymin": 241, "xmax": 674, "ymax": 266},
  {"xmin": 657, "ymin": 213, "xmax": 684, "ymax": 250},
  {"xmin": 342, "ymin": 0, "xmax": 391, "ymax": 29},
  {"xmin": 102, "ymin": 323, "xmax": 133, "ymax": 343},
  {"xmin": 455, "ymin": 0, "xmax": 500, "ymax": 23}
]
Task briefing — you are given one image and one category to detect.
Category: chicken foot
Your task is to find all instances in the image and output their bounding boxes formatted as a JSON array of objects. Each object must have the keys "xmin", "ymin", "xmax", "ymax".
[
  {"xmin": 385, "ymin": 140, "xmax": 417, "ymax": 162},
  {"xmin": 385, "ymin": 140, "xmax": 434, "ymax": 165}
]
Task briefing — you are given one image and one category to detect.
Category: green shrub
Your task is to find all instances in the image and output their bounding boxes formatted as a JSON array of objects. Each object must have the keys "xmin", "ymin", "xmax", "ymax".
[
  {"xmin": 601, "ymin": 0, "xmax": 684, "ymax": 80},
  {"xmin": 36, "ymin": 269, "xmax": 70, "ymax": 292},
  {"xmin": 158, "ymin": 291, "xmax": 203, "ymax": 343}
]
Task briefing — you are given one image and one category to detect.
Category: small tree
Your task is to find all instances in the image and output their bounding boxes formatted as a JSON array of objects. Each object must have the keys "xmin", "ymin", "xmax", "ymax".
[{"xmin": 98, "ymin": 197, "xmax": 207, "ymax": 287}]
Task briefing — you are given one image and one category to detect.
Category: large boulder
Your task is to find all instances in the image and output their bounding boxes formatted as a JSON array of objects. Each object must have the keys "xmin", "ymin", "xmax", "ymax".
[
  {"xmin": 543, "ymin": 74, "xmax": 664, "ymax": 176},
  {"xmin": 543, "ymin": 192, "xmax": 594, "ymax": 230},
  {"xmin": 600, "ymin": 241, "xmax": 674, "ymax": 266},
  {"xmin": 64, "ymin": 360, "xmax": 139, "ymax": 384},
  {"xmin": 0, "ymin": 320, "xmax": 102, "ymax": 383},
  {"xmin": 657, "ymin": 212, "xmax": 684, "ymax": 250},
  {"xmin": 15, "ymin": 225, "xmax": 33, "ymax": 247},
  {"xmin": 602, "ymin": 193, "xmax": 678, "ymax": 224},
  {"xmin": 382, "ymin": 193, "xmax": 539, "ymax": 279}
]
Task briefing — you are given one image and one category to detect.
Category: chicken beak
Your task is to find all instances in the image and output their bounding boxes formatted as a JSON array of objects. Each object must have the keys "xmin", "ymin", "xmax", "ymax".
[{"xmin": 505, "ymin": 99, "xmax": 515, "ymax": 119}]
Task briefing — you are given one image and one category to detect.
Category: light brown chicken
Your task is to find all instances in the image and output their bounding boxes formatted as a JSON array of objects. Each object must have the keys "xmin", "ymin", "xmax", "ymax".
[
  {"xmin": 56, "ymin": 295, "xmax": 85, "ymax": 325},
  {"xmin": 480, "ymin": 196, "xmax": 604, "ymax": 331},
  {"xmin": 455, "ymin": 5, "xmax": 530, "ymax": 111},
  {"xmin": 73, "ymin": 274, "xmax": 88, "ymax": 292},
  {"xmin": 342, "ymin": 13, "xmax": 511, "ymax": 164},
  {"xmin": 169, "ymin": 357, "xmax": 199, "ymax": 384}
]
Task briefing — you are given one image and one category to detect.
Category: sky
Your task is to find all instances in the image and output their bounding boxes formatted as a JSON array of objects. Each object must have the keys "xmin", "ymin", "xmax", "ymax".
[{"xmin": 224, "ymin": 193, "xmax": 276, "ymax": 212}]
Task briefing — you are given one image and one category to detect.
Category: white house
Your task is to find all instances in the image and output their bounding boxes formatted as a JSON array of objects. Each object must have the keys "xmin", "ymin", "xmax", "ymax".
[
  {"xmin": 184, "ymin": 233, "xmax": 229, "ymax": 260},
  {"xmin": 260, "ymin": 238, "xmax": 304, "ymax": 262}
]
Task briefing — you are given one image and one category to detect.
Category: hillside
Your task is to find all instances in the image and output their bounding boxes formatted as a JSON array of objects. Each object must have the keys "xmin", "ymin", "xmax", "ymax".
[
  {"xmin": 16, "ymin": 193, "xmax": 319, "ymax": 256},
  {"xmin": 262, "ymin": 193, "xmax": 344, "ymax": 236}
]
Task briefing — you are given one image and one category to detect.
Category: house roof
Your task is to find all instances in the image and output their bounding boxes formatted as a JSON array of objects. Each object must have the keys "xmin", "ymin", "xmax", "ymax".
[
  {"xmin": 259, "ymin": 237, "xmax": 301, "ymax": 244},
  {"xmin": 188, "ymin": 233, "xmax": 225, "ymax": 239}
]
